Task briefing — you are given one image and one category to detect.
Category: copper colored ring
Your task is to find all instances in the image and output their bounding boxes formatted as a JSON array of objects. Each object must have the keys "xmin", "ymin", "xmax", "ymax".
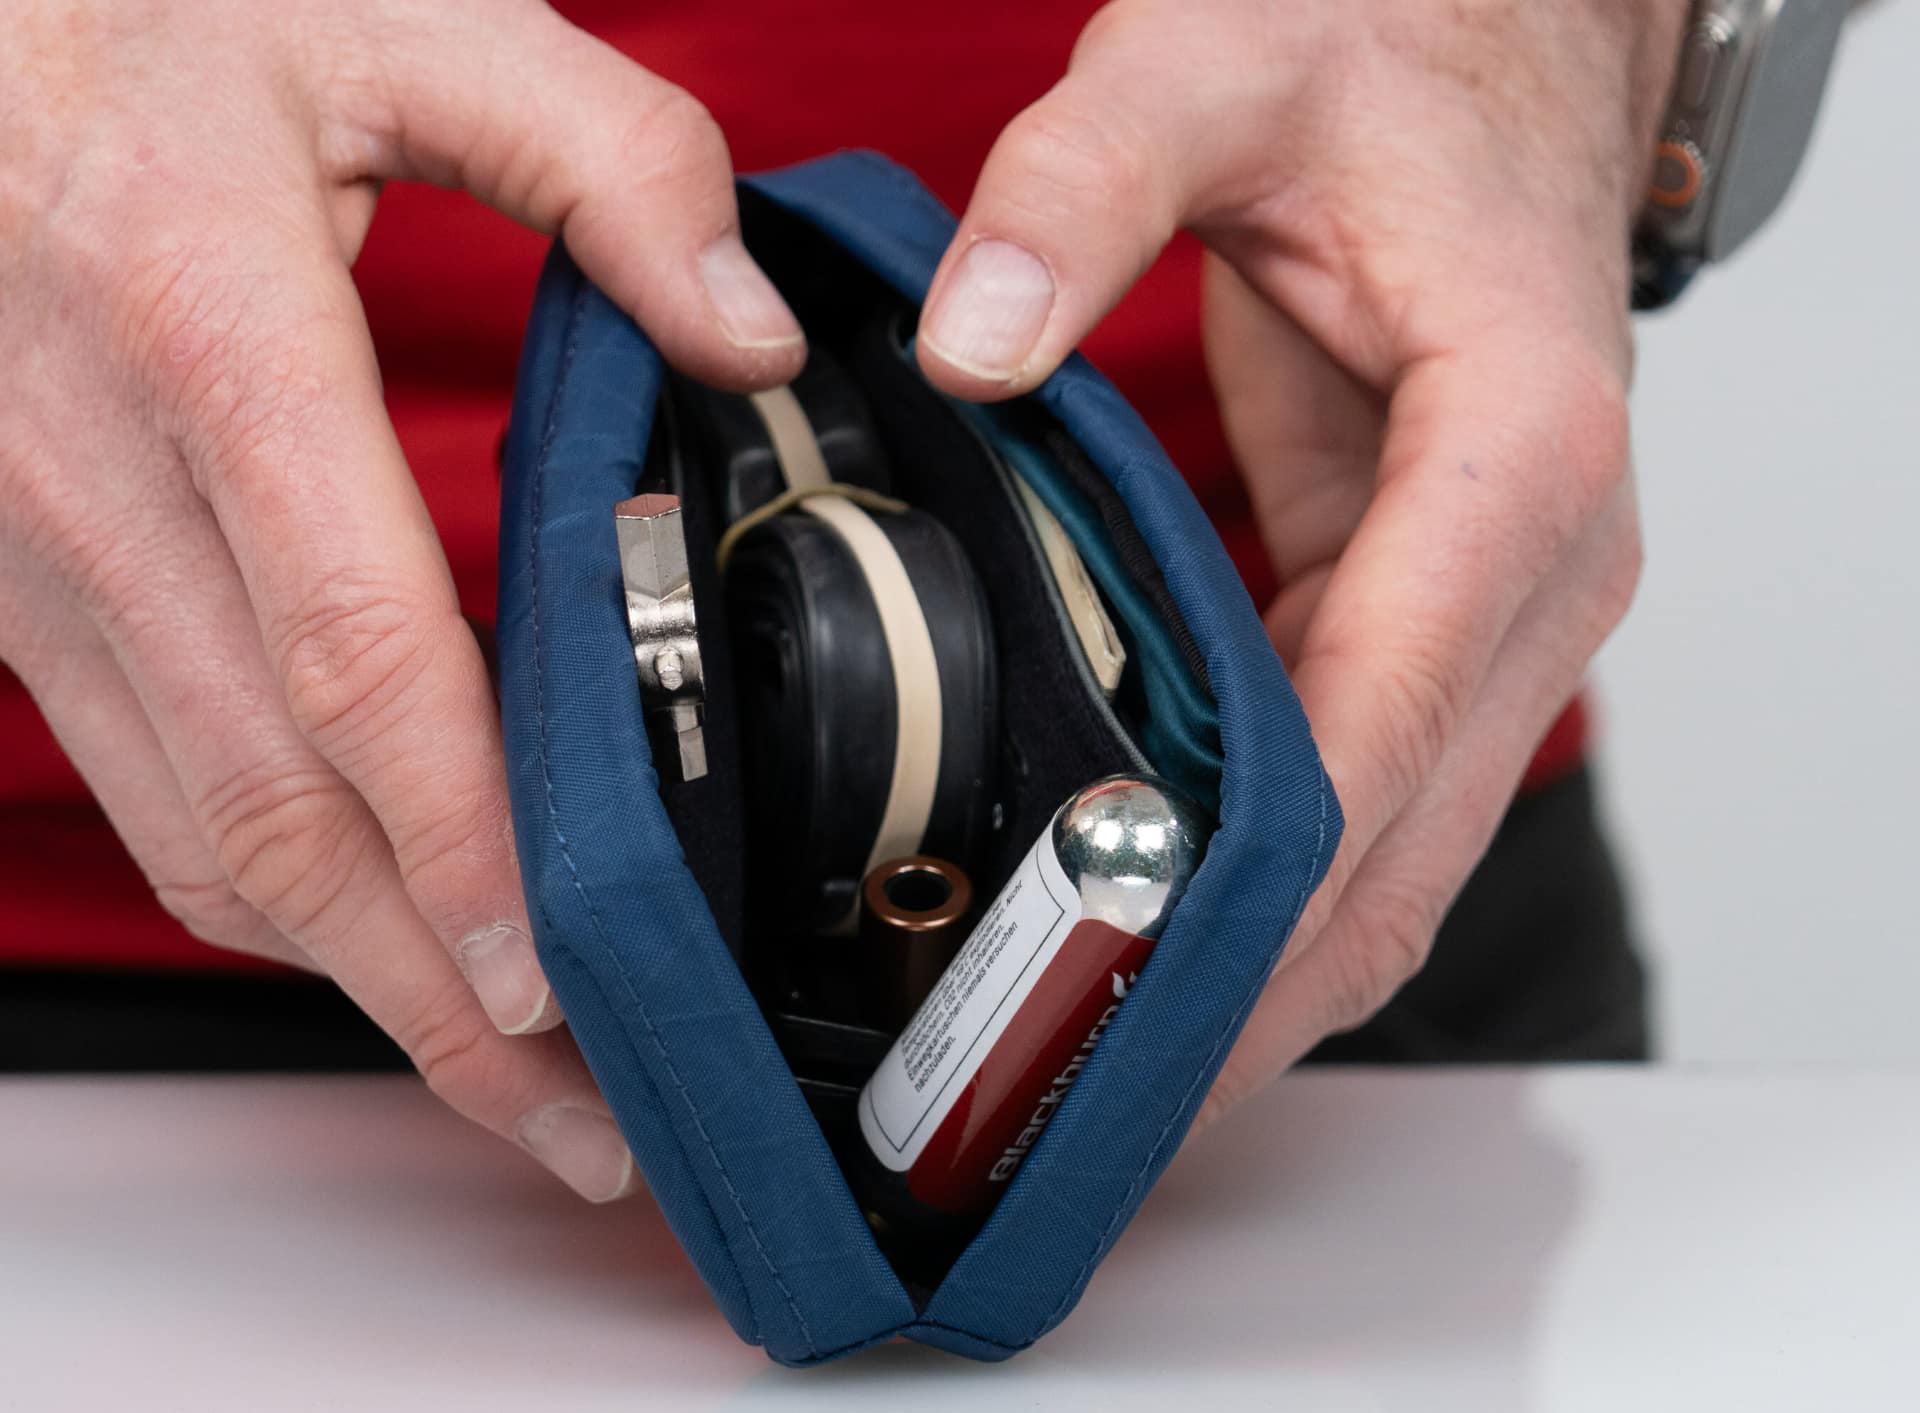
[{"xmin": 862, "ymin": 856, "xmax": 972, "ymax": 933}]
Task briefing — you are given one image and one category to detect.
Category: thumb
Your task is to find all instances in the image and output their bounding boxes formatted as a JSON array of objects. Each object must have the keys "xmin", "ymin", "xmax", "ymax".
[
  {"xmin": 914, "ymin": 0, "xmax": 1317, "ymax": 405},
  {"xmin": 917, "ymin": 72, "xmax": 1186, "ymax": 399},
  {"xmin": 353, "ymin": 0, "xmax": 804, "ymax": 391}
]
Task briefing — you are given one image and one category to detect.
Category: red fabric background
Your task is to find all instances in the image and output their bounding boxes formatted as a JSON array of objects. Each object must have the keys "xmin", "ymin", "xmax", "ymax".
[{"xmin": 0, "ymin": 1, "xmax": 1581, "ymax": 971}]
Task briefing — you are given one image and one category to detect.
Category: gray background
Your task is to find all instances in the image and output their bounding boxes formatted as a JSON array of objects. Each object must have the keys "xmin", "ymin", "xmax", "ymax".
[{"xmin": 1600, "ymin": 0, "xmax": 1918, "ymax": 1062}]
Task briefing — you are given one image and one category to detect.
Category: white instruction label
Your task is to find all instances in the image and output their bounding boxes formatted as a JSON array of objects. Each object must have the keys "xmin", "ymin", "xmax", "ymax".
[{"xmin": 858, "ymin": 826, "xmax": 1082, "ymax": 1172}]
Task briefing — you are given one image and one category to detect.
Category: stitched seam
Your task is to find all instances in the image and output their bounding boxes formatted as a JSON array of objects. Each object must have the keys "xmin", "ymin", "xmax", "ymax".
[
  {"xmin": 910, "ymin": 1319, "xmax": 1027, "ymax": 1352},
  {"xmin": 524, "ymin": 281, "xmax": 816, "ymax": 1358},
  {"xmin": 803, "ymin": 1318, "xmax": 1028, "ymax": 1362},
  {"xmin": 1032, "ymin": 756, "xmax": 1334, "ymax": 1339},
  {"xmin": 586, "ymin": 914, "xmax": 821, "ymax": 1357}
]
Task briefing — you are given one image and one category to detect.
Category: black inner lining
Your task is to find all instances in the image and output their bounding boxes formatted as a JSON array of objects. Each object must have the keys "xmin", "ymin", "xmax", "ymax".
[{"xmin": 647, "ymin": 189, "xmax": 1212, "ymax": 1292}]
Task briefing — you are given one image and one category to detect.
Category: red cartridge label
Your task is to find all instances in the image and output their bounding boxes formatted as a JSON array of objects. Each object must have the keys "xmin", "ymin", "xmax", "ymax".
[{"xmin": 858, "ymin": 828, "xmax": 1156, "ymax": 1213}]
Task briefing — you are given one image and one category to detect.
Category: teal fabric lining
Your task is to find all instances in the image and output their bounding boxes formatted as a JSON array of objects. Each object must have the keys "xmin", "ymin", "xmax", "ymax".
[{"xmin": 949, "ymin": 395, "xmax": 1224, "ymax": 815}]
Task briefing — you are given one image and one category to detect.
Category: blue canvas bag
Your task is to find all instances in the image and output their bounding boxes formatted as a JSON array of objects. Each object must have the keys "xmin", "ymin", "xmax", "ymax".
[{"xmin": 496, "ymin": 151, "xmax": 1340, "ymax": 1365}]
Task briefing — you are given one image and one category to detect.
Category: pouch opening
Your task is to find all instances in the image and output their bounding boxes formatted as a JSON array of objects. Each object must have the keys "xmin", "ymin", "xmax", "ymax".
[{"xmin": 628, "ymin": 188, "xmax": 1225, "ymax": 1298}]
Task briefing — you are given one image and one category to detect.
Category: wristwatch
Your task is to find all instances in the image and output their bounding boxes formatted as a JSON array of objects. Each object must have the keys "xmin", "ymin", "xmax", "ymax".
[{"xmin": 1631, "ymin": 0, "xmax": 1849, "ymax": 309}]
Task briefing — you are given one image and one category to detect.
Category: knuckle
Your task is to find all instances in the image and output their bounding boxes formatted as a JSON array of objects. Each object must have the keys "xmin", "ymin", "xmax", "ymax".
[
  {"xmin": 1321, "ymin": 884, "xmax": 1439, "ymax": 1033},
  {"xmin": 376, "ymin": 790, "xmax": 512, "ymax": 946},
  {"xmin": 1594, "ymin": 514, "xmax": 1645, "ymax": 633},
  {"xmin": 1069, "ymin": 3, "xmax": 1118, "ymax": 58},
  {"xmin": 400, "ymin": 978, "xmax": 525, "ymax": 1119},
  {"xmin": 151, "ymin": 872, "xmax": 261, "ymax": 951},
  {"xmin": 641, "ymin": 86, "xmax": 724, "ymax": 156},
  {"xmin": 296, "ymin": 14, "xmax": 398, "ymax": 171},
  {"xmin": 393, "ymin": 791, "xmax": 505, "ymax": 898},
  {"xmin": 1066, "ymin": 2, "xmax": 1150, "ymax": 70},
  {"xmin": 0, "ymin": 431, "xmax": 92, "ymax": 595},
  {"xmin": 1362, "ymin": 635, "xmax": 1472, "ymax": 808},
  {"xmin": 111, "ymin": 245, "xmax": 332, "ymax": 487},
  {"xmin": 519, "ymin": 79, "xmax": 732, "ymax": 237},
  {"xmin": 111, "ymin": 244, "xmax": 249, "ymax": 409},
  {"xmin": 1467, "ymin": 343, "xmax": 1632, "ymax": 576},
  {"xmin": 617, "ymin": 86, "xmax": 732, "ymax": 209},
  {"xmin": 273, "ymin": 585, "xmax": 444, "ymax": 749},
  {"xmin": 0, "ymin": 465, "xmax": 174, "ymax": 663},
  {"xmin": 998, "ymin": 98, "xmax": 1157, "ymax": 225},
  {"xmin": 188, "ymin": 347, "xmax": 330, "ymax": 493},
  {"xmin": 200, "ymin": 760, "xmax": 370, "ymax": 937},
  {"xmin": 1548, "ymin": 352, "xmax": 1632, "ymax": 519}
]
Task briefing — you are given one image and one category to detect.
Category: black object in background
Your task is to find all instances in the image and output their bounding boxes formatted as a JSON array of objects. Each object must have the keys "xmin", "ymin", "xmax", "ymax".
[
  {"xmin": 0, "ymin": 970, "xmax": 404, "ymax": 1073},
  {"xmin": 0, "ymin": 767, "xmax": 1645, "ymax": 1072},
  {"xmin": 1306, "ymin": 765, "xmax": 1649, "ymax": 1064}
]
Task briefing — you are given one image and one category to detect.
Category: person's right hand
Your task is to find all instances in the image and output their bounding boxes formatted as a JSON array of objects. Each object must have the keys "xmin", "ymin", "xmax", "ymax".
[{"xmin": 0, "ymin": 0, "xmax": 805, "ymax": 1201}]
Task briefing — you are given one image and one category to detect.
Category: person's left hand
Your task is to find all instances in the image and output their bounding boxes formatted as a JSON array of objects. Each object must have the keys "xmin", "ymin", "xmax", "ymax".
[{"xmin": 915, "ymin": 0, "xmax": 1685, "ymax": 1121}]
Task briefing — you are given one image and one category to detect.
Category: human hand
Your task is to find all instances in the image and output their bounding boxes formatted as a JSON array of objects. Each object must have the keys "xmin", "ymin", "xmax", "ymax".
[
  {"xmin": 0, "ymin": 0, "xmax": 804, "ymax": 1198},
  {"xmin": 915, "ymin": 0, "xmax": 1684, "ymax": 1119}
]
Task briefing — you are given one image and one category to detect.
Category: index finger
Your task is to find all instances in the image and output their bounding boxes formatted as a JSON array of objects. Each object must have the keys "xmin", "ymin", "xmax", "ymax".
[{"xmin": 161, "ymin": 252, "xmax": 551, "ymax": 1037}]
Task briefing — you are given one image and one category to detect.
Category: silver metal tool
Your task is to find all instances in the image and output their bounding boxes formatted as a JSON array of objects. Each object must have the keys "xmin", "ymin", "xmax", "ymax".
[{"xmin": 615, "ymin": 493, "xmax": 707, "ymax": 781}]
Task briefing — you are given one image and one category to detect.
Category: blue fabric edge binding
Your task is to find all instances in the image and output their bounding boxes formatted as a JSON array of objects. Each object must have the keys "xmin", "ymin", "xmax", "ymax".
[
  {"xmin": 500, "ymin": 244, "xmax": 913, "ymax": 1365},
  {"xmin": 498, "ymin": 149, "xmax": 1342, "ymax": 1367}
]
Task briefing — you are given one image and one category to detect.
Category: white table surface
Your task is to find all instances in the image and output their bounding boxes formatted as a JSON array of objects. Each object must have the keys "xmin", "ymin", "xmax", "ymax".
[{"xmin": 1, "ymin": 1068, "xmax": 1914, "ymax": 1411}]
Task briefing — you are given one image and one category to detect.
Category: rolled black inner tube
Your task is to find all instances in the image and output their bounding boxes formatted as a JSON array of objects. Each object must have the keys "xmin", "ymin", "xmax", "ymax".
[{"xmin": 726, "ymin": 504, "xmax": 997, "ymax": 943}]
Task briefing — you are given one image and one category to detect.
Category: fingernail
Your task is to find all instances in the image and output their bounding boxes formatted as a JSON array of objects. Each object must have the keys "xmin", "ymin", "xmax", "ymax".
[
  {"xmin": 455, "ymin": 922, "xmax": 556, "ymax": 1037},
  {"xmin": 698, "ymin": 237, "xmax": 805, "ymax": 350},
  {"xmin": 517, "ymin": 1104, "xmax": 639, "ymax": 1204},
  {"xmin": 920, "ymin": 238, "xmax": 1055, "ymax": 381}
]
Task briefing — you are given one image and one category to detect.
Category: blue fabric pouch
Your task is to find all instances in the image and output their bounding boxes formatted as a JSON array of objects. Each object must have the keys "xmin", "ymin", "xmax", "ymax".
[{"xmin": 497, "ymin": 151, "xmax": 1340, "ymax": 1366}]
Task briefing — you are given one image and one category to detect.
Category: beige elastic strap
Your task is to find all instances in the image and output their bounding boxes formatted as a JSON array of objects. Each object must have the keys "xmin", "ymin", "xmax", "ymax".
[
  {"xmin": 738, "ymin": 384, "xmax": 943, "ymax": 929},
  {"xmin": 715, "ymin": 482, "xmax": 908, "ymax": 574},
  {"xmin": 801, "ymin": 495, "xmax": 945, "ymax": 899},
  {"xmin": 1010, "ymin": 474, "xmax": 1126, "ymax": 698},
  {"xmin": 749, "ymin": 387, "xmax": 832, "ymax": 491}
]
